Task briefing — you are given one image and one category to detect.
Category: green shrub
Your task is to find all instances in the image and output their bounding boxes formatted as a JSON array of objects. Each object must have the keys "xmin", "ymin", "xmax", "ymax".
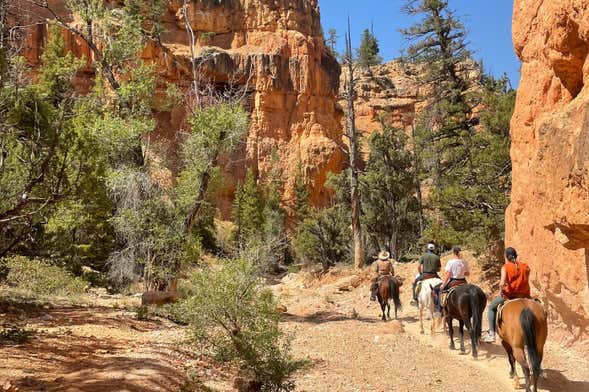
[
  {"xmin": 3, "ymin": 256, "xmax": 87, "ymax": 297},
  {"xmin": 179, "ymin": 259, "xmax": 306, "ymax": 391},
  {"xmin": 293, "ymin": 205, "xmax": 352, "ymax": 270}
]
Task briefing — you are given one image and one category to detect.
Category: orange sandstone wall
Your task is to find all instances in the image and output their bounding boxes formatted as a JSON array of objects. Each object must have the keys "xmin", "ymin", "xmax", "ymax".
[
  {"xmin": 507, "ymin": 0, "xmax": 589, "ymax": 349},
  {"xmin": 14, "ymin": 0, "xmax": 344, "ymax": 215}
]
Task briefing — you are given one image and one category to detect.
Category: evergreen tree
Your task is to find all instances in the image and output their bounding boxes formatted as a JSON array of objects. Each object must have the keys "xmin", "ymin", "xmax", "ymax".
[
  {"xmin": 356, "ymin": 28, "xmax": 382, "ymax": 68},
  {"xmin": 326, "ymin": 28, "xmax": 338, "ymax": 57},
  {"xmin": 232, "ymin": 169, "xmax": 263, "ymax": 247},
  {"xmin": 261, "ymin": 150, "xmax": 288, "ymax": 271},
  {"xmin": 360, "ymin": 123, "xmax": 420, "ymax": 260},
  {"xmin": 401, "ymin": 0, "xmax": 515, "ymax": 253},
  {"xmin": 293, "ymin": 162, "xmax": 311, "ymax": 223}
]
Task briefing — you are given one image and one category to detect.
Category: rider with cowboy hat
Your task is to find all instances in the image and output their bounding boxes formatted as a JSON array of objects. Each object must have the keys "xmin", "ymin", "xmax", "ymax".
[{"xmin": 370, "ymin": 250, "xmax": 394, "ymax": 301}]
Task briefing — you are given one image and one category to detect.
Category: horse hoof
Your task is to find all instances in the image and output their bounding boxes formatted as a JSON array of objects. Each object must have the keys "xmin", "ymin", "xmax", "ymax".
[{"xmin": 420, "ymin": 330, "xmax": 424, "ymax": 335}]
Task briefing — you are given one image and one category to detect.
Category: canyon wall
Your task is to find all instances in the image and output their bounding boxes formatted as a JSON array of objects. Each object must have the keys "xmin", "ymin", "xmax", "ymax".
[
  {"xmin": 16, "ymin": 0, "xmax": 344, "ymax": 215},
  {"xmin": 508, "ymin": 0, "xmax": 589, "ymax": 349}
]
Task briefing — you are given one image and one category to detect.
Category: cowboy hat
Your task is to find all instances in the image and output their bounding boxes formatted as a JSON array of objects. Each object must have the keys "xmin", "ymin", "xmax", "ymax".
[{"xmin": 377, "ymin": 251, "xmax": 390, "ymax": 260}]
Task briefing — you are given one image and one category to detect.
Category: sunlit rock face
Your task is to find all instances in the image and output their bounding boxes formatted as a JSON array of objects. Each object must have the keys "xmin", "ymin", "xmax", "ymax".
[
  {"xmin": 508, "ymin": 0, "xmax": 589, "ymax": 349},
  {"xmin": 15, "ymin": 0, "xmax": 344, "ymax": 216}
]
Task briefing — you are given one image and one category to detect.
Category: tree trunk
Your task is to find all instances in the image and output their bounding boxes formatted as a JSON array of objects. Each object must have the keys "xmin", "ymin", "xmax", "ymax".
[
  {"xmin": 345, "ymin": 20, "xmax": 363, "ymax": 269},
  {"xmin": 410, "ymin": 123, "xmax": 425, "ymax": 236}
]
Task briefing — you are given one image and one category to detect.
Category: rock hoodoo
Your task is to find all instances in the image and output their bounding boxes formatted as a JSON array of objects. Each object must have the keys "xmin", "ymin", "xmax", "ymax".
[{"xmin": 508, "ymin": 0, "xmax": 589, "ymax": 349}]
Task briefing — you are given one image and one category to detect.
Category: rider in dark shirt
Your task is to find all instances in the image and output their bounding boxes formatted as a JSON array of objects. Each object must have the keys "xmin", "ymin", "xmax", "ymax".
[{"xmin": 411, "ymin": 243, "xmax": 441, "ymax": 306}]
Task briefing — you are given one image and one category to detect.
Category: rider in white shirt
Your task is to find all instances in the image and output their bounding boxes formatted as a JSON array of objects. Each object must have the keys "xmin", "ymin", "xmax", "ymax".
[{"xmin": 440, "ymin": 245, "xmax": 470, "ymax": 291}]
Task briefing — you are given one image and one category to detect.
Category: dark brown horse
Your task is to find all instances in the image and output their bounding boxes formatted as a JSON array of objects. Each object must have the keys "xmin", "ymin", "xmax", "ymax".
[
  {"xmin": 377, "ymin": 276, "xmax": 401, "ymax": 321},
  {"xmin": 497, "ymin": 298, "xmax": 547, "ymax": 392},
  {"xmin": 432, "ymin": 283, "xmax": 486, "ymax": 358}
]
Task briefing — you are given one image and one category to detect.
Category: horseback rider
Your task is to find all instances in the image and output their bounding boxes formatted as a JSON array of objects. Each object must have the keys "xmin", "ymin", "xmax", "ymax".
[
  {"xmin": 483, "ymin": 247, "xmax": 531, "ymax": 343},
  {"xmin": 370, "ymin": 250, "xmax": 394, "ymax": 301},
  {"xmin": 411, "ymin": 243, "xmax": 441, "ymax": 306},
  {"xmin": 440, "ymin": 246, "xmax": 469, "ymax": 291},
  {"xmin": 432, "ymin": 245, "xmax": 470, "ymax": 314}
]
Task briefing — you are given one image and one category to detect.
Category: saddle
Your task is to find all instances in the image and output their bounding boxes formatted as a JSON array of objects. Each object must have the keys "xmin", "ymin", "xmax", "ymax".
[
  {"xmin": 440, "ymin": 285, "xmax": 460, "ymax": 307},
  {"xmin": 377, "ymin": 274, "xmax": 403, "ymax": 287},
  {"xmin": 496, "ymin": 297, "xmax": 541, "ymax": 327},
  {"xmin": 439, "ymin": 280, "xmax": 468, "ymax": 307},
  {"xmin": 422, "ymin": 272, "xmax": 438, "ymax": 280}
]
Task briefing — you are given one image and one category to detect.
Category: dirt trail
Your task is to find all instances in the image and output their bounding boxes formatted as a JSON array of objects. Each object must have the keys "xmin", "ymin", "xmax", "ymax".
[
  {"xmin": 0, "ymin": 295, "xmax": 233, "ymax": 392},
  {"xmin": 276, "ymin": 265, "xmax": 589, "ymax": 392},
  {"xmin": 2, "ymin": 264, "xmax": 589, "ymax": 392}
]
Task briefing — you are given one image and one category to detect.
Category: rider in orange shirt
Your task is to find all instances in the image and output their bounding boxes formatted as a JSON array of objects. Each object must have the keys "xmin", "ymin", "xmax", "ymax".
[{"xmin": 483, "ymin": 247, "xmax": 531, "ymax": 343}]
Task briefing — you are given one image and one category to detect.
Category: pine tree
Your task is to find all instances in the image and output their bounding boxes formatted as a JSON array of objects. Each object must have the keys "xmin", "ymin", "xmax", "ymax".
[
  {"xmin": 401, "ymin": 0, "xmax": 515, "ymax": 252},
  {"xmin": 293, "ymin": 162, "xmax": 311, "ymax": 223},
  {"xmin": 401, "ymin": 0, "xmax": 477, "ymax": 184},
  {"xmin": 232, "ymin": 168, "xmax": 263, "ymax": 247},
  {"xmin": 326, "ymin": 28, "xmax": 338, "ymax": 57},
  {"xmin": 356, "ymin": 28, "xmax": 382, "ymax": 68},
  {"xmin": 361, "ymin": 122, "xmax": 420, "ymax": 260}
]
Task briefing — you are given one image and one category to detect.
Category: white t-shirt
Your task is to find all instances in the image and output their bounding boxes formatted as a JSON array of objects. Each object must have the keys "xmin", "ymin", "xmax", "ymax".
[{"xmin": 445, "ymin": 258, "xmax": 469, "ymax": 279}]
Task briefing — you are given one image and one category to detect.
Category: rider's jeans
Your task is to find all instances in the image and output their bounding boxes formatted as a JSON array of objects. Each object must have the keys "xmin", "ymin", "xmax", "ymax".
[{"xmin": 487, "ymin": 296, "xmax": 504, "ymax": 332}]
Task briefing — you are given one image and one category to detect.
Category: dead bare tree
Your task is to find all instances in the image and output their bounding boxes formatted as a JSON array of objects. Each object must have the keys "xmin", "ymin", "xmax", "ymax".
[{"xmin": 343, "ymin": 18, "xmax": 364, "ymax": 269}]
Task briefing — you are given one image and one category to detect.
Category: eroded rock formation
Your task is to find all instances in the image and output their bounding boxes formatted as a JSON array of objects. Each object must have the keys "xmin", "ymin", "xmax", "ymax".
[
  {"xmin": 15, "ymin": 0, "xmax": 344, "ymax": 215},
  {"xmin": 508, "ymin": 0, "xmax": 589, "ymax": 349},
  {"xmin": 339, "ymin": 62, "xmax": 420, "ymax": 138}
]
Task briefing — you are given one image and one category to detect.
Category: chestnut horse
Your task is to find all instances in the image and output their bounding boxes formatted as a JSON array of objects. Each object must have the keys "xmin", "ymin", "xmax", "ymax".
[
  {"xmin": 432, "ymin": 283, "xmax": 486, "ymax": 358},
  {"xmin": 497, "ymin": 298, "xmax": 547, "ymax": 392},
  {"xmin": 377, "ymin": 276, "xmax": 401, "ymax": 321}
]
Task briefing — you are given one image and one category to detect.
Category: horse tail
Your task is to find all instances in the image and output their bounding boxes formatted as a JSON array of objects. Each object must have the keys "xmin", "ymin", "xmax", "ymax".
[
  {"xmin": 469, "ymin": 289, "xmax": 483, "ymax": 343},
  {"xmin": 391, "ymin": 278, "xmax": 402, "ymax": 310},
  {"xmin": 520, "ymin": 307, "xmax": 541, "ymax": 376}
]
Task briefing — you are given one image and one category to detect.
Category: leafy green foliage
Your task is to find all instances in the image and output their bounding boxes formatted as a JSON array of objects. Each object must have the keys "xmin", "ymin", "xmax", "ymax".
[
  {"xmin": 360, "ymin": 124, "xmax": 420, "ymax": 259},
  {"xmin": 3, "ymin": 256, "xmax": 87, "ymax": 297},
  {"xmin": 293, "ymin": 162, "xmax": 311, "ymax": 224},
  {"xmin": 401, "ymin": 0, "xmax": 515, "ymax": 254},
  {"xmin": 356, "ymin": 28, "xmax": 382, "ymax": 68},
  {"xmin": 293, "ymin": 203, "xmax": 351, "ymax": 270},
  {"xmin": 179, "ymin": 259, "xmax": 305, "ymax": 391},
  {"xmin": 425, "ymin": 77, "xmax": 515, "ymax": 252},
  {"xmin": 233, "ymin": 169, "xmax": 264, "ymax": 246}
]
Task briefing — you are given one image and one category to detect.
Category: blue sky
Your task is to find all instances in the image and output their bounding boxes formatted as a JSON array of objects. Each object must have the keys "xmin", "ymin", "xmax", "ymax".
[{"xmin": 320, "ymin": 0, "xmax": 520, "ymax": 87}]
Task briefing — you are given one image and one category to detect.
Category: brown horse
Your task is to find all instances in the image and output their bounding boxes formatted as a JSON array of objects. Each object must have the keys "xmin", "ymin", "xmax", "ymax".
[
  {"xmin": 377, "ymin": 276, "xmax": 401, "ymax": 321},
  {"xmin": 432, "ymin": 283, "xmax": 486, "ymax": 358},
  {"xmin": 497, "ymin": 298, "xmax": 547, "ymax": 392}
]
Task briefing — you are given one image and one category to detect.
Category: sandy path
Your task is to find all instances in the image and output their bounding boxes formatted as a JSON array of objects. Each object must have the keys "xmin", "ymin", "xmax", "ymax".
[{"xmin": 276, "ymin": 267, "xmax": 589, "ymax": 392}]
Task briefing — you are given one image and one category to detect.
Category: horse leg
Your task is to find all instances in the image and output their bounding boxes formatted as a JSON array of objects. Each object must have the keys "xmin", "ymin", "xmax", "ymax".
[
  {"xmin": 514, "ymin": 347, "xmax": 531, "ymax": 392},
  {"xmin": 458, "ymin": 320, "xmax": 466, "ymax": 353},
  {"xmin": 380, "ymin": 301, "xmax": 386, "ymax": 321},
  {"xmin": 387, "ymin": 302, "xmax": 391, "ymax": 320},
  {"xmin": 447, "ymin": 317, "xmax": 455, "ymax": 350},
  {"xmin": 501, "ymin": 340, "xmax": 516, "ymax": 378},
  {"xmin": 464, "ymin": 318, "xmax": 477, "ymax": 358},
  {"xmin": 419, "ymin": 305, "xmax": 424, "ymax": 334}
]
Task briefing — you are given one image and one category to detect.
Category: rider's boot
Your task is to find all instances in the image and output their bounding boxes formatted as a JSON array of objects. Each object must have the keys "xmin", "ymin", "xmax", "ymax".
[{"xmin": 482, "ymin": 330, "xmax": 495, "ymax": 343}]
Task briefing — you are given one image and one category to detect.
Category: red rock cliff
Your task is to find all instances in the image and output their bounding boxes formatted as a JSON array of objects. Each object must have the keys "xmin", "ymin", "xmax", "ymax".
[
  {"xmin": 15, "ymin": 0, "xmax": 344, "ymax": 215},
  {"xmin": 508, "ymin": 0, "xmax": 589, "ymax": 349}
]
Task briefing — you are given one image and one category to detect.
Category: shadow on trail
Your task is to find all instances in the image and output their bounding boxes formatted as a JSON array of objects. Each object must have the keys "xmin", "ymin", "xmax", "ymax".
[
  {"xmin": 540, "ymin": 369, "xmax": 589, "ymax": 392},
  {"xmin": 282, "ymin": 311, "xmax": 382, "ymax": 324}
]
